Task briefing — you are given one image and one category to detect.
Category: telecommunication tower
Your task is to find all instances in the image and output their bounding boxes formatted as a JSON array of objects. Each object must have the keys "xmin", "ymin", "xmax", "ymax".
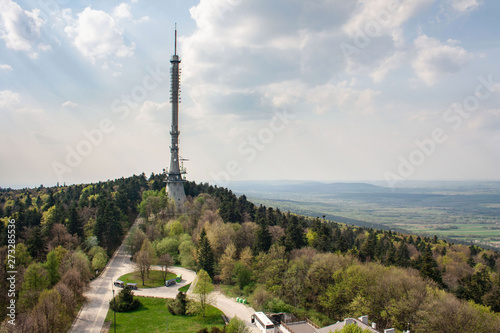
[{"xmin": 165, "ymin": 25, "xmax": 186, "ymax": 210}]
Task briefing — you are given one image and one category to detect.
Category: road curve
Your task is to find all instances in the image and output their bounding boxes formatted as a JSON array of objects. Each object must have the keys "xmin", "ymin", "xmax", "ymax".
[{"xmin": 69, "ymin": 219, "xmax": 259, "ymax": 333}]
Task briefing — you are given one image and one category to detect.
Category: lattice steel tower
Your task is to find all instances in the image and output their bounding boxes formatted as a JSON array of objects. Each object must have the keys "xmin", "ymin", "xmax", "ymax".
[{"xmin": 165, "ymin": 25, "xmax": 186, "ymax": 210}]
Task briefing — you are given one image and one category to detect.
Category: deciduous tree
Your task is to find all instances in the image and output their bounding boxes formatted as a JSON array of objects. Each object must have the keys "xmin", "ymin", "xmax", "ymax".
[
  {"xmin": 158, "ymin": 253, "xmax": 174, "ymax": 283},
  {"xmin": 193, "ymin": 269, "xmax": 214, "ymax": 317},
  {"xmin": 219, "ymin": 242, "xmax": 237, "ymax": 284}
]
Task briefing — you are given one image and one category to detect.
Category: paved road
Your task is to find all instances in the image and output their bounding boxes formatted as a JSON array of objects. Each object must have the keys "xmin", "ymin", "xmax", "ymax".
[{"xmin": 69, "ymin": 221, "xmax": 259, "ymax": 333}]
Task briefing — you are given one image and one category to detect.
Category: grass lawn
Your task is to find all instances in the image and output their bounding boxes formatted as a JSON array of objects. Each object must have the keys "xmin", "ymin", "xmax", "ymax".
[
  {"xmin": 178, "ymin": 283, "xmax": 191, "ymax": 293},
  {"xmin": 104, "ymin": 296, "xmax": 225, "ymax": 333},
  {"xmin": 117, "ymin": 270, "xmax": 177, "ymax": 288}
]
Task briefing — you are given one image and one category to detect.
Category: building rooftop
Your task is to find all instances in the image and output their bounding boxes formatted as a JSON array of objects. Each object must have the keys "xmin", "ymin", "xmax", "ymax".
[
  {"xmin": 317, "ymin": 317, "xmax": 379, "ymax": 333},
  {"xmin": 284, "ymin": 321, "xmax": 318, "ymax": 333}
]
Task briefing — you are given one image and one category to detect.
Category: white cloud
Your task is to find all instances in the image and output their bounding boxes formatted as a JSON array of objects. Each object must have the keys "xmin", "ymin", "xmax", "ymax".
[
  {"xmin": 0, "ymin": 0, "xmax": 44, "ymax": 56},
  {"xmin": 468, "ymin": 109, "xmax": 500, "ymax": 131},
  {"xmin": 134, "ymin": 16, "xmax": 150, "ymax": 23},
  {"xmin": 0, "ymin": 64, "xmax": 13, "ymax": 71},
  {"xmin": 0, "ymin": 90, "xmax": 20, "ymax": 109},
  {"xmin": 65, "ymin": 7, "xmax": 135, "ymax": 64},
  {"xmin": 38, "ymin": 43, "xmax": 51, "ymax": 52},
  {"xmin": 136, "ymin": 101, "xmax": 169, "ymax": 122},
  {"xmin": 370, "ymin": 51, "xmax": 405, "ymax": 83},
  {"xmin": 113, "ymin": 3, "xmax": 132, "ymax": 21},
  {"xmin": 450, "ymin": 0, "xmax": 479, "ymax": 13},
  {"xmin": 15, "ymin": 107, "xmax": 43, "ymax": 114},
  {"xmin": 260, "ymin": 79, "xmax": 380, "ymax": 115},
  {"xmin": 412, "ymin": 35, "xmax": 473, "ymax": 86},
  {"xmin": 343, "ymin": 0, "xmax": 437, "ymax": 45},
  {"xmin": 33, "ymin": 132, "xmax": 62, "ymax": 145},
  {"xmin": 61, "ymin": 101, "xmax": 78, "ymax": 108}
]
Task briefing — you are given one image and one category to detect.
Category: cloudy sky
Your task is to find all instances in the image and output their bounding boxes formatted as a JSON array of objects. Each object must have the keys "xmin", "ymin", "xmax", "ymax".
[{"xmin": 1, "ymin": 0, "xmax": 500, "ymax": 189}]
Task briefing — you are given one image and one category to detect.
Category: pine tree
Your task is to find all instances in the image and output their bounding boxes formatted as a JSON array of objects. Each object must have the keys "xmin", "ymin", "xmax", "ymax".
[
  {"xmin": 67, "ymin": 205, "xmax": 83, "ymax": 239},
  {"xmin": 417, "ymin": 245, "xmax": 443, "ymax": 286},
  {"xmin": 283, "ymin": 215, "xmax": 306, "ymax": 251},
  {"xmin": 359, "ymin": 230, "xmax": 377, "ymax": 261},
  {"xmin": 95, "ymin": 196, "xmax": 123, "ymax": 252},
  {"xmin": 197, "ymin": 229, "xmax": 215, "ymax": 278},
  {"xmin": 254, "ymin": 224, "xmax": 272, "ymax": 253},
  {"xmin": 396, "ymin": 241, "xmax": 411, "ymax": 267}
]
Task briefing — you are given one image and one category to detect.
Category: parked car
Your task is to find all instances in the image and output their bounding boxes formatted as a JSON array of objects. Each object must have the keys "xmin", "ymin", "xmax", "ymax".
[
  {"xmin": 114, "ymin": 280, "xmax": 124, "ymax": 288},
  {"xmin": 165, "ymin": 279, "xmax": 177, "ymax": 287}
]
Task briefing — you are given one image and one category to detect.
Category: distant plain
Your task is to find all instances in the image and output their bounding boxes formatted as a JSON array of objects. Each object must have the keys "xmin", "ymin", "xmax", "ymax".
[{"xmin": 226, "ymin": 180, "xmax": 500, "ymax": 249}]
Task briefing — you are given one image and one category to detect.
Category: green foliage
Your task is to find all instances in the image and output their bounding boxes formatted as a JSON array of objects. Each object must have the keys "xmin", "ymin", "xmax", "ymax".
[
  {"xmin": 110, "ymin": 286, "xmax": 141, "ymax": 312},
  {"xmin": 137, "ymin": 190, "xmax": 169, "ymax": 218},
  {"xmin": 156, "ymin": 237, "xmax": 180, "ymax": 258},
  {"xmin": 179, "ymin": 238, "xmax": 196, "ymax": 268},
  {"xmin": 226, "ymin": 316, "xmax": 250, "ymax": 333},
  {"xmin": 67, "ymin": 204, "xmax": 83, "ymax": 239},
  {"xmin": 168, "ymin": 291, "xmax": 188, "ymax": 315},
  {"xmin": 416, "ymin": 245, "xmax": 443, "ymax": 286},
  {"xmin": 14, "ymin": 242, "xmax": 32, "ymax": 267},
  {"xmin": 233, "ymin": 262, "xmax": 252, "ymax": 290},
  {"xmin": 44, "ymin": 250, "xmax": 60, "ymax": 285},
  {"xmin": 193, "ymin": 269, "xmax": 214, "ymax": 317},
  {"xmin": 169, "ymin": 220, "xmax": 184, "ymax": 236},
  {"xmin": 19, "ymin": 262, "xmax": 50, "ymax": 310},
  {"xmin": 125, "ymin": 227, "xmax": 147, "ymax": 256},
  {"xmin": 197, "ymin": 229, "xmax": 215, "ymax": 278},
  {"xmin": 91, "ymin": 248, "xmax": 109, "ymax": 272},
  {"xmin": 95, "ymin": 196, "xmax": 124, "ymax": 252},
  {"xmin": 254, "ymin": 224, "xmax": 272, "ymax": 253}
]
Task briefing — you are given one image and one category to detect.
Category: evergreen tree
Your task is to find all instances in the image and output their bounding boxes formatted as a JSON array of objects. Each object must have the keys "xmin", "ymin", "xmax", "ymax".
[
  {"xmin": 283, "ymin": 215, "xmax": 306, "ymax": 251},
  {"xmin": 416, "ymin": 245, "xmax": 443, "ymax": 286},
  {"xmin": 359, "ymin": 230, "xmax": 377, "ymax": 261},
  {"xmin": 457, "ymin": 264, "xmax": 492, "ymax": 304},
  {"xmin": 168, "ymin": 291, "xmax": 188, "ymax": 315},
  {"xmin": 396, "ymin": 241, "xmax": 411, "ymax": 267},
  {"xmin": 254, "ymin": 224, "xmax": 272, "ymax": 253},
  {"xmin": 385, "ymin": 241, "xmax": 396, "ymax": 265},
  {"xmin": 197, "ymin": 228, "xmax": 215, "ymax": 278},
  {"xmin": 67, "ymin": 205, "xmax": 83, "ymax": 239},
  {"xmin": 95, "ymin": 196, "xmax": 123, "ymax": 252}
]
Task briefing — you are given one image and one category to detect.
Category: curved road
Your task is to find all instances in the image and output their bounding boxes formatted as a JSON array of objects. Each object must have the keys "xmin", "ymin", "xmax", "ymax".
[{"xmin": 69, "ymin": 222, "xmax": 258, "ymax": 333}]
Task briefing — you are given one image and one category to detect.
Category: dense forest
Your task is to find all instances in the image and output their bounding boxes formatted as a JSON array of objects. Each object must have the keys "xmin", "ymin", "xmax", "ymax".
[
  {"xmin": 0, "ymin": 174, "xmax": 149, "ymax": 331},
  {"xmin": 1, "ymin": 174, "xmax": 500, "ymax": 332}
]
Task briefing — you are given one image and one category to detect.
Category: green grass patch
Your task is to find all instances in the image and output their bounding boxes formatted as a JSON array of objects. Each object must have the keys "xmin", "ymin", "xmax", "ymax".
[
  {"xmin": 117, "ymin": 270, "xmax": 176, "ymax": 288},
  {"xmin": 105, "ymin": 296, "xmax": 225, "ymax": 333},
  {"xmin": 178, "ymin": 283, "xmax": 191, "ymax": 293}
]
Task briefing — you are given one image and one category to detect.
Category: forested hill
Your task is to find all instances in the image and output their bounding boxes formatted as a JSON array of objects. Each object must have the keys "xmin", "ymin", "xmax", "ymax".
[{"xmin": 1, "ymin": 174, "xmax": 500, "ymax": 332}]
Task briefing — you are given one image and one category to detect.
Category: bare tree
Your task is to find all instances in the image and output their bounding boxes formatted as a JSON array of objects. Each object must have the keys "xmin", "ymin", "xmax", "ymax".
[
  {"xmin": 158, "ymin": 253, "xmax": 174, "ymax": 283},
  {"xmin": 134, "ymin": 249, "xmax": 152, "ymax": 286}
]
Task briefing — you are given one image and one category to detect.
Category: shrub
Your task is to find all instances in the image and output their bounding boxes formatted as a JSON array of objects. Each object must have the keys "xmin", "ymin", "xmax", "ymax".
[
  {"xmin": 167, "ymin": 291, "xmax": 188, "ymax": 315},
  {"xmin": 109, "ymin": 286, "xmax": 141, "ymax": 312}
]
